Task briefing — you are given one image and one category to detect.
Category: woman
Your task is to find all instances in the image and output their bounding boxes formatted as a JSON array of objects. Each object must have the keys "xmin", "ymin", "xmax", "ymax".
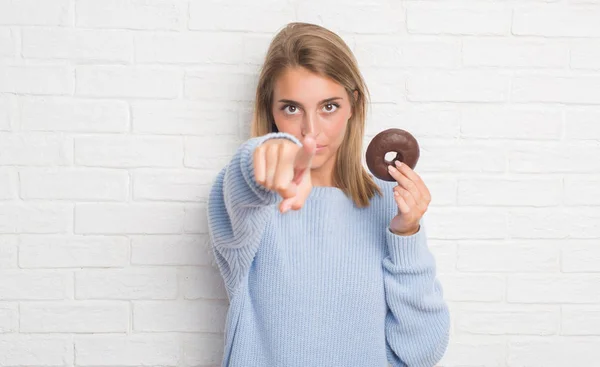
[{"xmin": 207, "ymin": 22, "xmax": 450, "ymax": 367}]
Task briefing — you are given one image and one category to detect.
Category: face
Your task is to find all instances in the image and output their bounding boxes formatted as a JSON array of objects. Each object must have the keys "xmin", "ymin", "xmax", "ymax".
[{"xmin": 271, "ymin": 66, "xmax": 353, "ymax": 171}]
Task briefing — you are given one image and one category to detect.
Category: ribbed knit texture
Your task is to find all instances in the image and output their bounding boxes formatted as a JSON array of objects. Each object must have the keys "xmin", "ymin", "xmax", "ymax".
[{"xmin": 207, "ymin": 132, "xmax": 450, "ymax": 367}]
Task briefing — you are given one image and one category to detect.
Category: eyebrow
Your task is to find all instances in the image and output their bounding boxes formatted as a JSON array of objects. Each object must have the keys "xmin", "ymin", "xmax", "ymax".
[{"xmin": 277, "ymin": 97, "xmax": 343, "ymax": 109}]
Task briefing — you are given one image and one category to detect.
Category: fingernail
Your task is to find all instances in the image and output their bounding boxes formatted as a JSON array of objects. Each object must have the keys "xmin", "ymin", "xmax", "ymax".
[
  {"xmin": 388, "ymin": 165, "xmax": 396, "ymax": 172},
  {"xmin": 395, "ymin": 161, "xmax": 402, "ymax": 167}
]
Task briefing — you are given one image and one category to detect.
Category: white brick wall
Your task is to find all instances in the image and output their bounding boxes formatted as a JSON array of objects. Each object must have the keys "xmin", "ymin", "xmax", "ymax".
[{"xmin": 1, "ymin": 0, "xmax": 599, "ymax": 366}]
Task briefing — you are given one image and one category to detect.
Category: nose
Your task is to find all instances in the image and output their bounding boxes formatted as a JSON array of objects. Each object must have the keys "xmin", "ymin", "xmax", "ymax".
[{"xmin": 301, "ymin": 113, "xmax": 319, "ymax": 137}]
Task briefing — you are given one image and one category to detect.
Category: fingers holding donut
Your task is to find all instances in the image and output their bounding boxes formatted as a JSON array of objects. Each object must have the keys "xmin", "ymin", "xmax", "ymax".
[
  {"xmin": 387, "ymin": 161, "xmax": 431, "ymax": 211},
  {"xmin": 387, "ymin": 160, "xmax": 431, "ymax": 235}
]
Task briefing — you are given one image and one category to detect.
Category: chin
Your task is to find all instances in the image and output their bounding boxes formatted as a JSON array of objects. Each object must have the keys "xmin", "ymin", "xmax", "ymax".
[{"xmin": 310, "ymin": 155, "xmax": 331, "ymax": 170}]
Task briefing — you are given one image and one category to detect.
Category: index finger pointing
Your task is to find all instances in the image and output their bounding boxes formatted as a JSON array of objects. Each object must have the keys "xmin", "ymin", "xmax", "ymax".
[{"xmin": 292, "ymin": 135, "xmax": 316, "ymax": 183}]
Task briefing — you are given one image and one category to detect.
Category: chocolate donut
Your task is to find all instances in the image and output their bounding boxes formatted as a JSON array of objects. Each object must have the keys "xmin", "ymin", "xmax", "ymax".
[{"xmin": 365, "ymin": 128, "xmax": 420, "ymax": 181}]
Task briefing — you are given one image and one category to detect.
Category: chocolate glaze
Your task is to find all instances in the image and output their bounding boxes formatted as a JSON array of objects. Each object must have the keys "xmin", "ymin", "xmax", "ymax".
[{"xmin": 365, "ymin": 128, "xmax": 420, "ymax": 181}]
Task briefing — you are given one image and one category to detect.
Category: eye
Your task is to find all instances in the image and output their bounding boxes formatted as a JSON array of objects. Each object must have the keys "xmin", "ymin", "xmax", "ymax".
[
  {"xmin": 322, "ymin": 103, "xmax": 339, "ymax": 113},
  {"xmin": 282, "ymin": 105, "xmax": 300, "ymax": 115}
]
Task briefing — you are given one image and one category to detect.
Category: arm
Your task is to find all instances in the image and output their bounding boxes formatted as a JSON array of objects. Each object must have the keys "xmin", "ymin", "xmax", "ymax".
[
  {"xmin": 382, "ymin": 221, "xmax": 450, "ymax": 367},
  {"xmin": 207, "ymin": 132, "xmax": 301, "ymax": 298}
]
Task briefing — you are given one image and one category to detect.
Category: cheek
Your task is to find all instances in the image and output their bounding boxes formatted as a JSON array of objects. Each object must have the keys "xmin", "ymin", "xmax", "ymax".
[
  {"xmin": 272, "ymin": 110, "xmax": 300, "ymax": 134},
  {"xmin": 323, "ymin": 114, "xmax": 348, "ymax": 144}
]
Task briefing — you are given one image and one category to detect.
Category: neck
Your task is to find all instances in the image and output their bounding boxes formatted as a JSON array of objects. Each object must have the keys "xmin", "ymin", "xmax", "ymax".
[
  {"xmin": 311, "ymin": 171, "xmax": 332, "ymax": 187},
  {"xmin": 310, "ymin": 156, "xmax": 336, "ymax": 187}
]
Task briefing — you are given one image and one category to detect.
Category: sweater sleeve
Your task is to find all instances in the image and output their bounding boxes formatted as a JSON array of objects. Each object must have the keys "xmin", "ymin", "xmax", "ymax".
[
  {"xmin": 382, "ymin": 220, "xmax": 451, "ymax": 367},
  {"xmin": 207, "ymin": 132, "xmax": 302, "ymax": 299}
]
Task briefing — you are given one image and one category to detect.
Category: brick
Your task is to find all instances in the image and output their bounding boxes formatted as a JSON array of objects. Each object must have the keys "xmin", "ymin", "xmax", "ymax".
[
  {"xmin": 131, "ymin": 235, "xmax": 213, "ymax": 266},
  {"xmin": 0, "ymin": 0, "xmax": 70, "ymax": 26},
  {"xmin": 297, "ymin": 2, "xmax": 404, "ymax": 34},
  {"xmin": 75, "ymin": 334, "xmax": 179, "ymax": 366},
  {"xmin": 20, "ymin": 97, "xmax": 129, "ymax": 133},
  {"xmin": 242, "ymin": 34, "xmax": 275, "ymax": 65},
  {"xmin": 565, "ymin": 176, "xmax": 600, "ymax": 205},
  {"xmin": 0, "ymin": 95, "xmax": 15, "ymax": 131},
  {"xmin": 0, "ymin": 28, "xmax": 15, "ymax": 58},
  {"xmin": 458, "ymin": 240, "xmax": 559, "ymax": 273},
  {"xmin": 0, "ymin": 236, "xmax": 17, "ymax": 268},
  {"xmin": 561, "ymin": 240, "xmax": 600, "ymax": 273},
  {"xmin": 571, "ymin": 40, "xmax": 600, "ymax": 70},
  {"xmin": 508, "ymin": 274, "xmax": 600, "ymax": 303},
  {"xmin": 426, "ymin": 208, "xmax": 506, "ymax": 239},
  {"xmin": 0, "ymin": 303, "xmax": 17, "ymax": 332},
  {"xmin": 354, "ymin": 36, "xmax": 461, "ymax": 69},
  {"xmin": 184, "ymin": 204, "xmax": 208, "ymax": 234},
  {"xmin": 513, "ymin": 7, "xmax": 600, "ymax": 37},
  {"xmin": 454, "ymin": 303, "xmax": 558, "ymax": 335},
  {"xmin": 438, "ymin": 274, "xmax": 505, "ymax": 302},
  {"xmin": 20, "ymin": 168, "xmax": 128, "ymax": 201},
  {"xmin": 407, "ymin": 71, "xmax": 509, "ymax": 102},
  {"xmin": 0, "ymin": 133, "xmax": 68, "ymax": 166},
  {"xmin": 461, "ymin": 106, "xmax": 563, "ymax": 140},
  {"xmin": 562, "ymin": 306, "xmax": 600, "ymax": 335},
  {"xmin": 75, "ymin": 203, "xmax": 185, "ymax": 235},
  {"xmin": 184, "ymin": 69, "xmax": 256, "ymax": 101},
  {"xmin": 20, "ymin": 301, "xmax": 129, "ymax": 332},
  {"xmin": 512, "ymin": 75, "xmax": 600, "ymax": 104},
  {"xmin": 366, "ymin": 105, "xmax": 460, "ymax": 139},
  {"xmin": 133, "ymin": 169, "xmax": 214, "ymax": 202},
  {"xmin": 19, "ymin": 235, "xmax": 129, "ymax": 268},
  {"xmin": 182, "ymin": 334, "xmax": 224, "ymax": 366},
  {"xmin": 407, "ymin": 6, "xmax": 511, "ymax": 35},
  {"xmin": 76, "ymin": 0, "xmax": 186, "ymax": 30},
  {"xmin": 0, "ymin": 271, "xmax": 68, "ymax": 300},
  {"xmin": 135, "ymin": 32, "xmax": 242, "ymax": 64},
  {"xmin": 131, "ymin": 100, "xmax": 238, "ymax": 135},
  {"xmin": 418, "ymin": 141, "xmax": 506, "ymax": 173},
  {"xmin": 509, "ymin": 143, "xmax": 600, "ymax": 173},
  {"xmin": 76, "ymin": 268, "xmax": 177, "ymax": 300},
  {"xmin": 182, "ymin": 267, "xmax": 227, "ymax": 300},
  {"xmin": 22, "ymin": 28, "xmax": 132, "ymax": 62},
  {"xmin": 0, "ymin": 203, "xmax": 71, "ymax": 234},
  {"xmin": 75, "ymin": 136, "xmax": 183, "ymax": 168},
  {"xmin": 360, "ymin": 68, "xmax": 406, "ymax": 104},
  {"xmin": 463, "ymin": 39, "xmax": 568, "ymax": 68},
  {"xmin": 189, "ymin": 0, "xmax": 295, "ymax": 32},
  {"xmin": 0, "ymin": 169, "xmax": 15, "ymax": 200},
  {"xmin": 438, "ymin": 335, "xmax": 506, "ymax": 367},
  {"xmin": 427, "ymin": 241, "xmax": 457, "ymax": 273},
  {"xmin": 0, "ymin": 335, "xmax": 71, "ymax": 366},
  {"xmin": 76, "ymin": 66, "xmax": 182, "ymax": 99},
  {"xmin": 416, "ymin": 176, "xmax": 457, "ymax": 206},
  {"xmin": 0, "ymin": 65, "xmax": 73, "ymax": 95},
  {"xmin": 565, "ymin": 107, "xmax": 600, "ymax": 140},
  {"xmin": 508, "ymin": 337, "xmax": 600, "ymax": 366},
  {"xmin": 508, "ymin": 208, "xmax": 600, "ymax": 239},
  {"xmin": 184, "ymin": 135, "xmax": 241, "ymax": 170},
  {"xmin": 133, "ymin": 300, "xmax": 228, "ymax": 332},
  {"xmin": 458, "ymin": 178, "xmax": 562, "ymax": 206}
]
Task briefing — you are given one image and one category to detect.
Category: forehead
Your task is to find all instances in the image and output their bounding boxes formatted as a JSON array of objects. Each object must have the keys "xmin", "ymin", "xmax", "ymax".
[{"xmin": 272, "ymin": 67, "xmax": 346, "ymax": 101}]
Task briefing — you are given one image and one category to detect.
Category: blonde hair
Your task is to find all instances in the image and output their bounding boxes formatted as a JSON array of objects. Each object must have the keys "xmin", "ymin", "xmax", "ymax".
[{"xmin": 250, "ymin": 22, "xmax": 382, "ymax": 207}]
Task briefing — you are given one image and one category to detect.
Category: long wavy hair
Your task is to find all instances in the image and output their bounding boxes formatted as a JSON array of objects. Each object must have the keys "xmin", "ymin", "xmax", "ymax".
[{"xmin": 250, "ymin": 22, "xmax": 381, "ymax": 207}]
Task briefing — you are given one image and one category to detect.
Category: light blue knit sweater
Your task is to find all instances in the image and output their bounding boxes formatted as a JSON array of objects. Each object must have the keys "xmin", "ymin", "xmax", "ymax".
[{"xmin": 207, "ymin": 132, "xmax": 450, "ymax": 367}]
